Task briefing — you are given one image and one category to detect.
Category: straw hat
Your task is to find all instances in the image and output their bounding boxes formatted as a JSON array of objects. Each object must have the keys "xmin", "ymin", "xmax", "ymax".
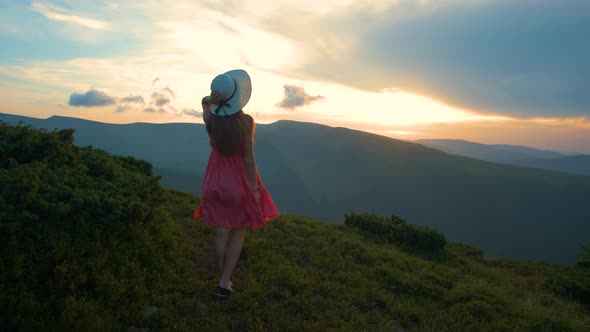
[{"xmin": 210, "ymin": 69, "xmax": 252, "ymax": 116}]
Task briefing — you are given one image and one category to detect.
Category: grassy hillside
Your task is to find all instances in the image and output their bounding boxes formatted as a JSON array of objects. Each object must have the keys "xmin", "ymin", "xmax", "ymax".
[
  {"xmin": 1, "ymin": 122, "xmax": 590, "ymax": 331},
  {"xmin": 2, "ymin": 113, "xmax": 590, "ymax": 265}
]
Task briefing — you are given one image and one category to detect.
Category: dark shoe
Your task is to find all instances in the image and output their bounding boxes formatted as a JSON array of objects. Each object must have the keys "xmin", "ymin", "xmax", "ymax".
[{"xmin": 213, "ymin": 285, "xmax": 233, "ymax": 300}]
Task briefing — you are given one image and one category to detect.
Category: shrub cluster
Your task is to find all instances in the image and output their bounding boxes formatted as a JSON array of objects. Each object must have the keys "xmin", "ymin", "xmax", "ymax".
[
  {"xmin": 0, "ymin": 122, "xmax": 185, "ymax": 330},
  {"xmin": 545, "ymin": 246, "xmax": 590, "ymax": 309},
  {"xmin": 344, "ymin": 212, "xmax": 447, "ymax": 259}
]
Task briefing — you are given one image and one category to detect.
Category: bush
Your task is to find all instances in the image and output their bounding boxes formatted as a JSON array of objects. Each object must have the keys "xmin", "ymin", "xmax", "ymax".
[
  {"xmin": 450, "ymin": 243, "xmax": 484, "ymax": 257},
  {"xmin": 545, "ymin": 245, "xmax": 590, "ymax": 309},
  {"xmin": 344, "ymin": 212, "xmax": 447, "ymax": 259},
  {"xmin": 0, "ymin": 122, "xmax": 187, "ymax": 330},
  {"xmin": 545, "ymin": 266, "xmax": 590, "ymax": 309}
]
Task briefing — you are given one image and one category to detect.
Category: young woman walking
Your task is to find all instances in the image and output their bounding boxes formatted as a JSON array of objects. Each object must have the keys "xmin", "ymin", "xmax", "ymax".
[{"xmin": 193, "ymin": 69, "xmax": 279, "ymax": 299}]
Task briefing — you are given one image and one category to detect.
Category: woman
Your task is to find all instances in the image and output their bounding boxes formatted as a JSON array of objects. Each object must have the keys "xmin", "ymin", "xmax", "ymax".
[{"xmin": 193, "ymin": 69, "xmax": 279, "ymax": 299}]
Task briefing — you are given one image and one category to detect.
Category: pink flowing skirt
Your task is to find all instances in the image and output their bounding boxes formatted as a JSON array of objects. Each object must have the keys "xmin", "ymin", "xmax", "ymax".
[{"xmin": 193, "ymin": 149, "xmax": 279, "ymax": 229}]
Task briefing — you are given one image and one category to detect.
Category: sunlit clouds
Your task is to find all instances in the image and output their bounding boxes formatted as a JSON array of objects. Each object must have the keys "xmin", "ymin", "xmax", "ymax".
[
  {"xmin": 0, "ymin": 0, "xmax": 588, "ymax": 153},
  {"xmin": 277, "ymin": 85, "xmax": 325, "ymax": 109},
  {"xmin": 30, "ymin": 1, "xmax": 111, "ymax": 30}
]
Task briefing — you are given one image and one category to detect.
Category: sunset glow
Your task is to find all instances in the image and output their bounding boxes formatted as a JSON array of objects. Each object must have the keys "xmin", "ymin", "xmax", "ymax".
[{"xmin": 1, "ymin": 0, "xmax": 588, "ymax": 152}]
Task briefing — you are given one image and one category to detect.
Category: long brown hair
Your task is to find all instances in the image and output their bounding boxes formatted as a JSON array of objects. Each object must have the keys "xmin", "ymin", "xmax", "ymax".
[{"xmin": 206, "ymin": 110, "xmax": 255, "ymax": 156}]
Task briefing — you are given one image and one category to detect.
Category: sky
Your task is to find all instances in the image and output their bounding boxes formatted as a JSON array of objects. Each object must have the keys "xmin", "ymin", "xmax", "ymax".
[{"xmin": 0, "ymin": 0, "xmax": 589, "ymax": 153}]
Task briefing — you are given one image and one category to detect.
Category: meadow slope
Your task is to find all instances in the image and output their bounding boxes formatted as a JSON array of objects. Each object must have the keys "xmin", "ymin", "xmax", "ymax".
[{"xmin": 1, "ymin": 122, "xmax": 589, "ymax": 331}]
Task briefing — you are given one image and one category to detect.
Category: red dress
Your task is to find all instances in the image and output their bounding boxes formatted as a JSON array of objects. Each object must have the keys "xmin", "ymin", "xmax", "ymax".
[{"xmin": 193, "ymin": 138, "xmax": 279, "ymax": 229}]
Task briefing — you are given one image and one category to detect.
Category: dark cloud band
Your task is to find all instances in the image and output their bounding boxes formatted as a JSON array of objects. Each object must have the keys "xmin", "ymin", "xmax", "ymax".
[{"xmin": 69, "ymin": 89, "xmax": 117, "ymax": 107}]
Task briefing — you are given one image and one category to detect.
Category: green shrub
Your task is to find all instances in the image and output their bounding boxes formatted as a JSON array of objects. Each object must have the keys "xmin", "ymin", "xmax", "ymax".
[
  {"xmin": 0, "ymin": 122, "xmax": 187, "ymax": 329},
  {"xmin": 449, "ymin": 243, "xmax": 484, "ymax": 257},
  {"xmin": 545, "ymin": 245, "xmax": 590, "ymax": 309},
  {"xmin": 344, "ymin": 212, "xmax": 447, "ymax": 259}
]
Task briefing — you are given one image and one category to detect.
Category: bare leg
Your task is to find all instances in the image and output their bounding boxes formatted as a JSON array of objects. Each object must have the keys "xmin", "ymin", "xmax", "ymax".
[
  {"xmin": 219, "ymin": 227, "xmax": 246, "ymax": 290},
  {"xmin": 214, "ymin": 228, "xmax": 229, "ymax": 277}
]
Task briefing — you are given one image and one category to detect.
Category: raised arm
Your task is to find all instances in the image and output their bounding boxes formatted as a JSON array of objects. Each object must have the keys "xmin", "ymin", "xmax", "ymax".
[
  {"xmin": 201, "ymin": 90, "xmax": 224, "ymax": 124},
  {"xmin": 201, "ymin": 96, "xmax": 212, "ymax": 124}
]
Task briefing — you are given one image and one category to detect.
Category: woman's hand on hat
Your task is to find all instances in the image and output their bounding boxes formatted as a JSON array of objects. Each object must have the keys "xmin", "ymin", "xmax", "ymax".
[
  {"xmin": 210, "ymin": 90, "xmax": 224, "ymax": 104},
  {"xmin": 201, "ymin": 91, "xmax": 223, "ymax": 106},
  {"xmin": 201, "ymin": 96, "xmax": 213, "ymax": 124}
]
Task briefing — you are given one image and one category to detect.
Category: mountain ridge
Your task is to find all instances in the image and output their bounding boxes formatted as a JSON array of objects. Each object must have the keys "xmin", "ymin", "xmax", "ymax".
[
  {"xmin": 2, "ymin": 112, "xmax": 590, "ymax": 264},
  {"xmin": 417, "ymin": 138, "xmax": 590, "ymax": 176},
  {"xmin": 416, "ymin": 138, "xmax": 566, "ymax": 159}
]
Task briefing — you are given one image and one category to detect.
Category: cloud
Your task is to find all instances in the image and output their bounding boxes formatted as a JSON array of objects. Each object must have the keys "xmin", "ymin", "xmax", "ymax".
[
  {"xmin": 115, "ymin": 95, "xmax": 145, "ymax": 112},
  {"xmin": 114, "ymin": 104, "xmax": 131, "ymax": 113},
  {"xmin": 30, "ymin": 1, "xmax": 111, "ymax": 30},
  {"xmin": 182, "ymin": 108, "xmax": 203, "ymax": 117},
  {"xmin": 143, "ymin": 107, "xmax": 166, "ymax": 113},
  {"xmin": 119, "ymin": 95, "xmax": 145, "ymax": 104},
  {"xmin": 69, "ymin": 89, "xmax": 117, "ymax": 107},
  {"xmin": 150, "ymin": 92, "xmax": 170, "ymax": 107},
  {"xmin": 264, "ymin": 0, "xmax": 590, "ymax": 117},
  {"xmin": 163, "ymin": 87, "xmax": 176, "ymax": 99},
  {"xmin": 107, "ymin": 83, "xmax": 177, "ymax": 115},
  {"xmin": 277, "ymin": 85, "xmax": 325, "ymax": 109},
  {"xmin": 147, "ymin": 86, "xmax": 175, "ymax": 108}
]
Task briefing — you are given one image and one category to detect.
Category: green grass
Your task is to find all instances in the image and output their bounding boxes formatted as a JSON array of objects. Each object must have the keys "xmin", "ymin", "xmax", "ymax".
[
  {"xmin": 153, "ymin": 190, "xmax": 590, "ymax": 331},
  {"xmin": 2, "ymin": 122, "xmax": 589, "ymax": 331}
]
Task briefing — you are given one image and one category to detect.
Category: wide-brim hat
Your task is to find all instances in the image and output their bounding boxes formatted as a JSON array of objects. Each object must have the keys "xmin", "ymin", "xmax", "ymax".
[{"xmin": 210, "ymin": 69, "xmax": 251, "ymax": 116}]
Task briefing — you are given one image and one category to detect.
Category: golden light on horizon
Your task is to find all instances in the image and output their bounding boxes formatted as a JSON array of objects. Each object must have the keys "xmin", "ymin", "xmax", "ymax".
[{"xmin": 0, "ymin": 0, "xmax": 588, "ymax": 153}]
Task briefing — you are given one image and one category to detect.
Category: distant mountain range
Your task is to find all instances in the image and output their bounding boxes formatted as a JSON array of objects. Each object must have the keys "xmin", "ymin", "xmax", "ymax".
[
  {"xmin": 2, "ymin": 112, "xmax": 589, "ymax": 264},
  {"xmin": 416, "ymin": 139, "xmax": 590, "ymax": 176}
]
